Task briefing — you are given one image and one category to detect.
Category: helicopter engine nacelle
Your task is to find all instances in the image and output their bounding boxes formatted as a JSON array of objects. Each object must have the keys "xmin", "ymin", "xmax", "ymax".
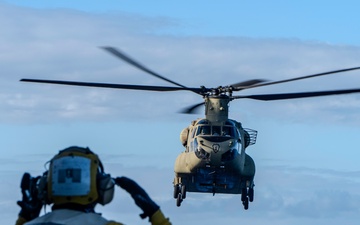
[{"xmin": 180, "ymin": 127, "xmax": 189, "ymax": 146}]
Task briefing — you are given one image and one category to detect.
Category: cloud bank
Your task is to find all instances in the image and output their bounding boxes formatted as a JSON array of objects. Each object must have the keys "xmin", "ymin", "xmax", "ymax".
[{"xmin": 1, "ymin": 3, "xmax": 360, "ymax": 125}]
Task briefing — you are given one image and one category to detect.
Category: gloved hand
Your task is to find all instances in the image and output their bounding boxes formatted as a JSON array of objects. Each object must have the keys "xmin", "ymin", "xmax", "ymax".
[
  {"xmin": 17, "ymin": 173, "xmax": 43, "ymax": 221},
  {"xmin": 115, "ymin": 176, "xmax": 160, "ymax": 220}
]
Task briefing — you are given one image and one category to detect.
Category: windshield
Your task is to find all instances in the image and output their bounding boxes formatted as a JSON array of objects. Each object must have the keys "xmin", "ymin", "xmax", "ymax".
[{"xmin": 196, "ymin": 125, "xmax": 237, "ymax": 137}]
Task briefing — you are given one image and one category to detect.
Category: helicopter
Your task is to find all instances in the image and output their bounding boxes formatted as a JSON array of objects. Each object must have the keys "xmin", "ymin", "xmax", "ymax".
[{"xmin": 20, "ymin": 47, "xmax": 360, "ymax": 210}]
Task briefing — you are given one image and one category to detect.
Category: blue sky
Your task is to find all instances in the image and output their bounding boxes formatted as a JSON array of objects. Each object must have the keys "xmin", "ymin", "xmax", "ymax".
[
  {"xmin": 6, "ymin": 0, "xmax": 360, "ymax": 44},
  {"xmin": 1, "ymin": 1, "xmax": 360, "ymax": 224}
]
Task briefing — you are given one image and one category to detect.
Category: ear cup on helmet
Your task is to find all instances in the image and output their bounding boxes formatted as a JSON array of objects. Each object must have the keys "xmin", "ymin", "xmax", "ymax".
[{"xmin": 97, "ymin": 173, "xmax": 115, "ymax": 205}]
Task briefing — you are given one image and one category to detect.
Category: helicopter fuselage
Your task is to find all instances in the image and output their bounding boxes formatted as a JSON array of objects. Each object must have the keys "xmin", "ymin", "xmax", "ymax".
[{"xmin": 174, "ymin": 117, "xmax": 257, "ymax": 195}]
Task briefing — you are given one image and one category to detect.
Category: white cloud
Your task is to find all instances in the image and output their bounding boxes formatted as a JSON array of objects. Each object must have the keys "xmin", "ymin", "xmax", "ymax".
[{"xmin": 1, "ymin": 4, "xmax": 360, "ymax": 124}]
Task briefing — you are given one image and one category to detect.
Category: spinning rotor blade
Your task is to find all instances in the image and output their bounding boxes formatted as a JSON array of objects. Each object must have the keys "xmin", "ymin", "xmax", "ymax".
[
  {"xmin": 101, "ymin": 47, "xmax": 192, "ymax": 90},
  {"xmin": 233, "ymin": 88, "xmax": 360, "ymax": 101},
  {"xmin": 242, "ymin": 66, "xmax": 360, "ymax": 90},
  {"xmin": 230, "ymin": 79, "xmax": 268, "ymax": 90},
  {"xmin": 179, "ymin": 102, "xmax": 205, "ymax": 114},
  {"xmin": 20, "ymin": 79, "xmax": 202, "ymax": 92}
]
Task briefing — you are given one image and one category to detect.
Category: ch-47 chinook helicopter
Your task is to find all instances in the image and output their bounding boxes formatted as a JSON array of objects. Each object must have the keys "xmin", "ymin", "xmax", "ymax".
[{"xmin": 21, "ymin": 47, "xmax": 360, "ymax": 210}]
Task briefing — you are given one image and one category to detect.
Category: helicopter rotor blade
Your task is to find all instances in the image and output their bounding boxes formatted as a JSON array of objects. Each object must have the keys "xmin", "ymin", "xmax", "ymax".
[
  {"xmin": 179, "ymin": 102, "xmax": 205, "ymax": 114},
  {"xmin": 230, "ymin": 79, "xmax": 268, "ymax": 91},
  {"xmin": 233, "ymin": 88, "xmax": 360, "ymax": 101},
  {"xmin": 241, "ymin": 66, "xmax": 360, "ymax": 90},
  {"xmin": 101, "ymin": 47, "xmax": 193, "ymax": 90},
  {"xmin": 20, "ymin": 79, "xmax": 203, "ymax": 92}
]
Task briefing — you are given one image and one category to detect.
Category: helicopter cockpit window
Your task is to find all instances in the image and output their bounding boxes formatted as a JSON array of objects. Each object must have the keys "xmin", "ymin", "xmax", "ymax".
[
  {"xmin": 197, "ymin": 119, "xmax": 209, "ymax": 125},
  {"xmin": 222, "ymin": 126, "xmax": 235, "ymax": 137},
  {"xmin": 212, "ymin": 126, "xmax": 221, "ymax": 136},
  {"xmin": 197, "ymin": 125, "xmax": 211, "ymax": 135},
  {"xmin": 196, "ymin": 125, "xmax": 237, "ymax": 137}
]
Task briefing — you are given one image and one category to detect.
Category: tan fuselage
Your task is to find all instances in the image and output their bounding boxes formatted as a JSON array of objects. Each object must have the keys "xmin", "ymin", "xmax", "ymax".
[{"xmin": 174, "ymin": 136, "xmax": 255, "ymax": 194}]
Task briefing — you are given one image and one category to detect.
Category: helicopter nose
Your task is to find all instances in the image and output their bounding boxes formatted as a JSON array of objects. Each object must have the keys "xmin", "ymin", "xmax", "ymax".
[
  {"xmin": 195, "ymin": 137, "xmax": 236, "ymax": 165},
  {"xmin": 205, "ymin": 142, "xmax": 231, "ymax": 164},
  {"xmin": 211, "ymin": 143, "xmax": 221, "ymax": 154}
]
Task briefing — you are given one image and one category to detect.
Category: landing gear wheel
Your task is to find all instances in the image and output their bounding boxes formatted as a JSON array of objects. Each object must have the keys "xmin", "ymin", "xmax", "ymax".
[
  {"xmin": 173, "ymin": 185, "xmax": 180, "ymax": 199},
  {"xmin": 175, "ymin": 184, "xmax": 186, "ymax": 206},
  {"xmin": 241, "ymin": 188, "xmax": 247, "ymax": 202},
  {"xmin": 243, "ymin": 197, "xmax": 249, "ymax": 210},
  {"xmin": 248, "ymin": 188, "xmax": 254, "ymax": 202},
  {"xmin": 176, "ymin": 193, "xmax": 182, "ymax": 207},
  {"xmin": 181, "ymin": 185, "xmax": 187, "ymax": 199}
]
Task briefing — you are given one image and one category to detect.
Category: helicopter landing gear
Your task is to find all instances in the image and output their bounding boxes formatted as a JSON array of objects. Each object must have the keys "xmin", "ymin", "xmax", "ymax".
[
  {"xmin": 174, "ymin": 184, "xmax": 186, "ymax": 207},
  {"xmin": 173, "ymin": 184, "xmax": 179, "ymax": 199},
  {"xmin": 248, "ymin": 187, "xmax": 254, "ymax": 202},
  {"xmin": 241, "ymin": 187, "xmax": 254, "ymax": 210},
  {"xmin": 243, "ymin": 196, "xmax": 249, "ymax": 210},
  {"xmin": 181, "ymin": 184, "xmax": 187, "ymax": 199}
]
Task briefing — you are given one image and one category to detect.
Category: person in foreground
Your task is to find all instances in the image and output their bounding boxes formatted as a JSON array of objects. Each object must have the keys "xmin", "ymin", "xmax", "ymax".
[{"xmin": 15, "ymin": 146, "xmax": 171, "ymax": 225}]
